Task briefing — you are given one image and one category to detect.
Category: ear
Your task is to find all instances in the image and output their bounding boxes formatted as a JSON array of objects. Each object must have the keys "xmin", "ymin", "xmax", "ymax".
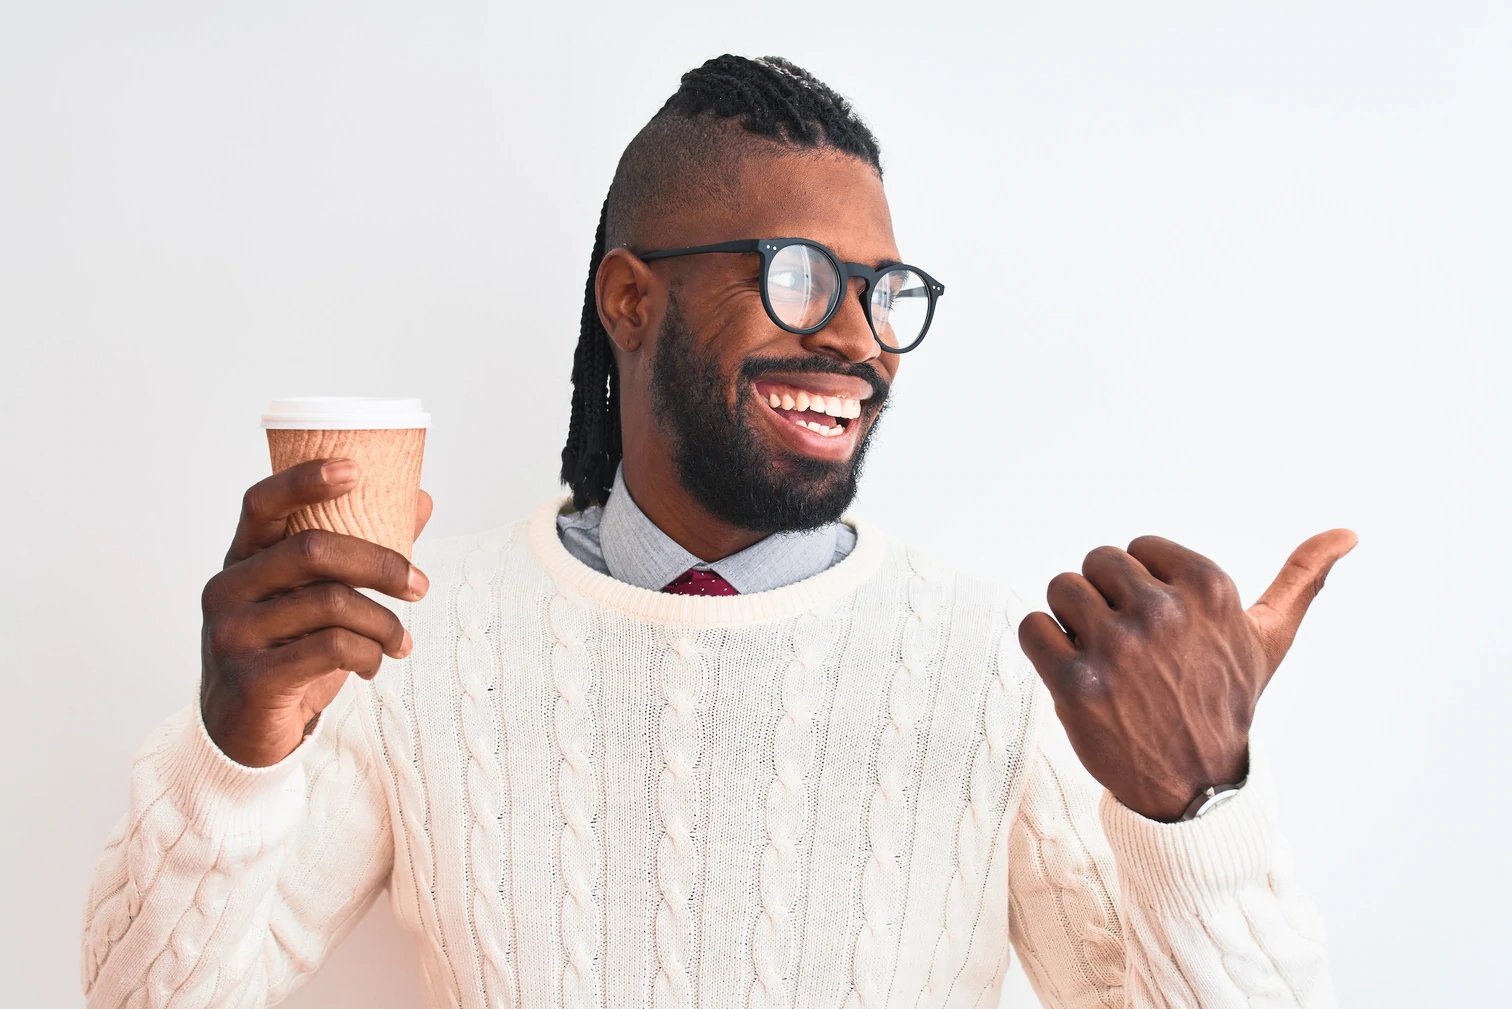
[{"xmin": 595, "ymin": 247, "xmax": 657, "ymax": 354}]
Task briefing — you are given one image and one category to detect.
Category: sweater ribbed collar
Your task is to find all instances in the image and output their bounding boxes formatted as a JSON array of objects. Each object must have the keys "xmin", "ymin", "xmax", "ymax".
[{"xmin": 528, "ymin": 494, "xmax": 888, "ymax": 627}]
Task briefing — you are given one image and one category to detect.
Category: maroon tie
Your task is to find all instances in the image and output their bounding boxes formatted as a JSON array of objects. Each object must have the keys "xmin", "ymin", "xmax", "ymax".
[{"xmin": 661, "ymin": 568, "xmax": 740, "ymax": 596}]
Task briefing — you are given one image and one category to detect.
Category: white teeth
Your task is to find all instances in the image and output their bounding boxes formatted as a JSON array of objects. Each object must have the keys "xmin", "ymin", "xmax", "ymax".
[
  {"xmin": 762, "ymin": 387, "xmax": 864, "ymax": 425},
  {"xmin": 797, "ymin": 419, "xmax": 845, "ymax": 437}
]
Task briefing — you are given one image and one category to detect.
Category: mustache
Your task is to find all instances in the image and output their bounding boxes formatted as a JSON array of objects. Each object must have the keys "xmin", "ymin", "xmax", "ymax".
[{"xmin": 739, "ymin": 356, "xmax": 891, "ymax": 405}]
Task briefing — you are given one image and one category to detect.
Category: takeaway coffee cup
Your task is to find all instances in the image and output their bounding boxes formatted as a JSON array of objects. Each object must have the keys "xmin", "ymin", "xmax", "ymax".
[{"xmin": 260, "ymin": 396, "xmax": 430, "ymax": 560}]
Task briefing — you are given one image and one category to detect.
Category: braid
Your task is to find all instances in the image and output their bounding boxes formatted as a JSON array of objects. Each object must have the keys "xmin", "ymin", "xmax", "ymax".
[
  {"xmin": 560, "ymin": 195, "xmax": 617, "ymax": 508},
  {"xmin": 560, "ymin": 54, "xmax": 882, "ymax": 509},
  {"xmin": 664, "ymin": 55, "xmax": 882, "ymax": 168}
]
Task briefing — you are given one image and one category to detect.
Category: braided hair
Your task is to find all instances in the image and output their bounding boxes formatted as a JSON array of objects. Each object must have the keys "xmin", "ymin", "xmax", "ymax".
[{"xmin": 559, "ymin": 54, "xmax": 885, "ymax": 509}]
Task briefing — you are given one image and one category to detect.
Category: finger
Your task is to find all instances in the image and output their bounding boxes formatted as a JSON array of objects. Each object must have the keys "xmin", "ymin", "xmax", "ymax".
[
  {"xmin": 1045, "ymin": 572, "xmax": 1108, "ymax": 645},
  {"xmin": 247, "ymin": 580, "xmax": 411, "ymax": 659},
  {"xmin": 415, "ymin": 489, "xmax": 433, "ymax": 540},
  {"xmin": 1081, "ymin": 545, "xmax": 1162, "ymax": 610},
  {"xmin": 226, "ymin": 459, "xmax": 361, "ymax": 568},
  {"xmin": 226, "ymin": 527, "xmax": 428, "ymax": 604},
  {"xmin": 260, "ymin": 627, "xmax": 387, "ymax": 689},
  {"xmin": 1018, "ymin": 610, "xmax": 1078, "ymax": 675},
  {"xmin": 1125, "ymin": 534, "xmax": 1222, "ymax": 588},
  {"xmin": 1246, "ymin": 527, "xmax": 1359, "ymax": 670}
]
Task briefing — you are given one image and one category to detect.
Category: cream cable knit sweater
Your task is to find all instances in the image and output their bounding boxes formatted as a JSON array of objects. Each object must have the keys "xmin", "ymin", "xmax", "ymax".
[{"xmin": 81, "ymin": 495, "xmax": 1337, "ymax": 1009}]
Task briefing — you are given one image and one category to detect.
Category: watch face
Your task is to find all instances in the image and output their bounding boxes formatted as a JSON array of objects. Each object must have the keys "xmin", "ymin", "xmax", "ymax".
[{"xmin": 1191, "ymin": 787, "xmax": 1242, "ymax": 818}]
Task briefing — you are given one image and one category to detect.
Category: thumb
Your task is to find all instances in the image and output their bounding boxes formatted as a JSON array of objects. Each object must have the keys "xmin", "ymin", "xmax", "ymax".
[
  {"xmin": 414, "ymin": 488, "xmax": 434, "ymax": 541},
  {"xmin": 1247, "ymin": 527, "xmax": 1358, "ymax": 673}
]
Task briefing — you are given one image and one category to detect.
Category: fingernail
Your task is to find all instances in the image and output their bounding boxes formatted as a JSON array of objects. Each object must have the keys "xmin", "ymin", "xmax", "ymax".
[
  {"xmin": 322, "ymin": 460, "xmax": 359, "ymax": 485},
  {"xmin": 398, "ymin": 629, "xmax": 413, "ymax": 658},
  {"xmin": 407, "ymin": 567, "xmax": 429, "ymax": 599}
]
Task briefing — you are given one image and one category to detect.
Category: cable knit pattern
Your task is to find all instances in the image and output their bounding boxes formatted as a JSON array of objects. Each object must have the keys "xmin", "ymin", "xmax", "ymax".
[
  {"xmin": 455, "ymin": 538, "xmax": 520, "ymax": 1009},
  {"xmin": 916, "ymin": 589, "xmax": 1033, "ymax": 1007},
  {"xmin": 255, "ymin": 689, "xmax": 382, "ymax": 1001},
  {"xmin": 1008, "ymin": 701, "xmax": 1128, "ymax": 1009},
  {"xmin": 748, "ymin": 607, "xmax": 834, "ymax": 1009},
  {"xmin": 651, "ymin": 625, "xmax": 709, "ymax": 1009},
  {"xmin": 846, "ymin": 554, "xmax": 946, "ymax": 1009},
  {"xmin": 83, "ymin": 778, "xmax": 175, "ymax": 991},
  {"xmin": 82, "ymin": 494, "xmax": 1338, "ymax": 1009},
  {"xmin": 133, "ymin": 818, "xmax": 226, "ymax": 1005},
  {"xmin": 954, "ymin": 599, "xmax": 1039, "ymax": 1009},
  {"xmin": 368, "ymin": 616, "xmax": 462, "ymax": 1008},
  {"xmin": 81, "ymin": 672, "xmax": 390, "ymax": 1009},
  {"xmin": 82, "ymin": 814, "xmax": 130, "ymax": 945},
  {"xmin": 550, "ymin": 589, "xmax": 600, "ymax": 1009}
]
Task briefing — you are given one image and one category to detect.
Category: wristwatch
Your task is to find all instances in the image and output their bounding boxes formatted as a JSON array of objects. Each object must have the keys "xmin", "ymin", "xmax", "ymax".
[{"xmin": 1179, "ymin": 777, "xmax": 1248, "ymax": 820}]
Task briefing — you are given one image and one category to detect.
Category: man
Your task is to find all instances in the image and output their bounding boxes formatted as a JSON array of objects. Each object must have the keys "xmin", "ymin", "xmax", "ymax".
[{"xmin": 82, "ymin": 55, "xmax": 1351, "ymax": 1008}]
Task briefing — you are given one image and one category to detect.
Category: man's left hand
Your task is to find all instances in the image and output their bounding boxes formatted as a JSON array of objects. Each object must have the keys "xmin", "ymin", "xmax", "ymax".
[{"xmin": 1018, "ymin": 528, "xmax": 1358, "ymax": 821}]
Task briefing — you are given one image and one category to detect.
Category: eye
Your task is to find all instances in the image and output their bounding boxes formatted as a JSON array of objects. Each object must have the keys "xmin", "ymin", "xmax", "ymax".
[
  {"xmin": 765, "ymin": 245, "xmax": 841, "ymax": 329},
  {"xmin": 768, "ymin": 270, "xmax": 818, "ymax": 308}
]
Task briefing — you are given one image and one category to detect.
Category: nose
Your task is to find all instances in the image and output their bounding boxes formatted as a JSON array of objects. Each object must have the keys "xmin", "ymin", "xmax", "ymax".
[{"xmin": 800, "ymin": 276, "xmax": 881, "ymax": 366}]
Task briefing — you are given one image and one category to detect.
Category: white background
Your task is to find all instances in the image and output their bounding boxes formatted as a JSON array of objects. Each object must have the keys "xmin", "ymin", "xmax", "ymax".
[{"xmin": 3, "ymin": 1, "xmax": 1508, "ymax": 1005}]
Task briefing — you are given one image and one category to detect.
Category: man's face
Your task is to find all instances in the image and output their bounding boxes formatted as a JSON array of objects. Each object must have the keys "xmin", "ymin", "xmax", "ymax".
[{"xmin": 634, "ymin": 152, "xmax": 903, "ymax": 534}]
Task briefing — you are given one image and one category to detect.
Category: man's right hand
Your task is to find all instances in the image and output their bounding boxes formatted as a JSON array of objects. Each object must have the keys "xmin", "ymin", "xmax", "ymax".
[{"xmin": 199, "ymin": 458, "xmax": 433, "ymax": 767}]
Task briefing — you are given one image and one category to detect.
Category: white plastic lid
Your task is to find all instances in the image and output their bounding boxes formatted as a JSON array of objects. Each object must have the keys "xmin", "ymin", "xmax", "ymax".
[{"xmin": 260, "ymin": 396, "xmax": 431, "ymax": 430}]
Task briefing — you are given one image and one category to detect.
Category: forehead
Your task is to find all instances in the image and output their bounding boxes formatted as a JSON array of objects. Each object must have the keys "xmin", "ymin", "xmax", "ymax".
[{"xmin": 684, "ymin": 151, "xmax": 898, "ymax": 264}]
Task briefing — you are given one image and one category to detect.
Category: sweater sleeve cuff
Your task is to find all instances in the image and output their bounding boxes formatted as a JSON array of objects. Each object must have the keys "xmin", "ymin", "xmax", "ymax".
[
  {"xmin": 1097, "ymin": 735, "xmax": 1280, "ymax": 918},
  {"xmin": 147, "ymin": 700, "xmax": 327, "ymax": 838}
]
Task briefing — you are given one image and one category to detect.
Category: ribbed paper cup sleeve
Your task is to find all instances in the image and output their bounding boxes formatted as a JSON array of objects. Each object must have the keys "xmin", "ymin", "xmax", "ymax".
[{"xmin": 265, "ymin": 427, "xmax": 426, "ymax": 559}]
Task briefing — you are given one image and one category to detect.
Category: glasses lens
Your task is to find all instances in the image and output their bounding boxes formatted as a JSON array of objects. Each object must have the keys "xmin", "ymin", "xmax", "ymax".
[
  {"xmin": 869, "ymin": 268, "xmax": 931, "ymax": 351},
  {"xmin": 765, "ymin": 243, "xmax": 840, "ymax": 330}
]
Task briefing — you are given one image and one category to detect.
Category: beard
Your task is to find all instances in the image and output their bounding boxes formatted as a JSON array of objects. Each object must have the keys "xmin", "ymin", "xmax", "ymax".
[{"xmin": 647, "ymin": 291, "xmax": 890, "ymax": 534}]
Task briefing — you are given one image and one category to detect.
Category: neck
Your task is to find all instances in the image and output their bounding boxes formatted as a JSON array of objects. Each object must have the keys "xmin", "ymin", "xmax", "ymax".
[{"xmin": 620, "ymin": 456, "xmax": 766, "ymax": 562}]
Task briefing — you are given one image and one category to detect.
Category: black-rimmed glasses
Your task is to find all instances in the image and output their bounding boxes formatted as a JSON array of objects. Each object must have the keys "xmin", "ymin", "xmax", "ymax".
[{"xmin": 634, "ymin": 237, "xmax": 944, "ymax": 353}]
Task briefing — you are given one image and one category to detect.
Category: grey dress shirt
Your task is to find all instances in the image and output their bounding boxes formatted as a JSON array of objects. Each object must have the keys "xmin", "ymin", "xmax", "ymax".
[{"xmin": 556, "ymin": 462, "xmax": 856, "ymax": 593}]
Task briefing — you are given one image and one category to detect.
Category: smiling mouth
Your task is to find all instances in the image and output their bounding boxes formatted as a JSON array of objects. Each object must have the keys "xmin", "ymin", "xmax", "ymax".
[{"xmin": 751, "ymin": 379, "xmax": 868, "ymax": 438}]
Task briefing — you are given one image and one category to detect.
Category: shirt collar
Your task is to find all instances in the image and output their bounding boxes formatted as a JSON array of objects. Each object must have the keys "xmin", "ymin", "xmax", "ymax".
[{"xmin": 598, "ymin": 462, "xmax": 841, "ymax": 594}]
